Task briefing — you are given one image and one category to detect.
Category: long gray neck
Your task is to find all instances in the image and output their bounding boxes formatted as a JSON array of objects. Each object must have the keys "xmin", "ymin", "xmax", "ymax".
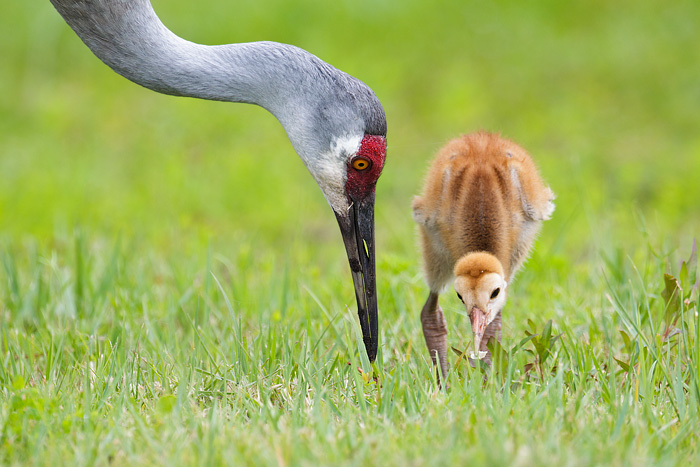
[{"xmin": 50, "ymin": 0, "xmax": 386, "ymax": 160}]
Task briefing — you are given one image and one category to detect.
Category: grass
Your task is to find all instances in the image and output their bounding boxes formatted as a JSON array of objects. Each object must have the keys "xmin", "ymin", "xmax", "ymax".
[{"xmin": 2, "ymin": 0, "xmax": 700, "ymax": 465}]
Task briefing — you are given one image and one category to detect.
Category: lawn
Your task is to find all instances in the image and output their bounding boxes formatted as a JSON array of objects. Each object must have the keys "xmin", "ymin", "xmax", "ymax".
[{"xmin": 1, "ymin": 0, "xmax": 699, "ymax": 465}]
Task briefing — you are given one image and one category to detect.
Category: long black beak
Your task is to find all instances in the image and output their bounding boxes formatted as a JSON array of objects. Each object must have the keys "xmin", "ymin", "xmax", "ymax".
[{"xmin": 335, "ymin": 192, "xmax": 378, "ymax": 362}]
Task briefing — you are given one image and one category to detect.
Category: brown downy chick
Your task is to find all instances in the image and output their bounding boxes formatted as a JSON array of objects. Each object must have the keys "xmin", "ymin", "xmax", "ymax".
[{"xmin": 413, "ymin": 132, "xmax": 554, "ymax": 379}]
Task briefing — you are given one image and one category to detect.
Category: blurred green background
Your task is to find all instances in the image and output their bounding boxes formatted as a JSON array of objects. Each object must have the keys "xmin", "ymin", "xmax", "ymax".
[{"xmin": 3, "ymin": 0, "xmax": 699, "ymax": 252}]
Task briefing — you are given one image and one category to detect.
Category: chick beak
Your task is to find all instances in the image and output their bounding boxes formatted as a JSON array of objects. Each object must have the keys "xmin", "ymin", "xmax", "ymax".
[{"xmin": 470, "ymin": 307, "xmax": 488, "ymax": 358}]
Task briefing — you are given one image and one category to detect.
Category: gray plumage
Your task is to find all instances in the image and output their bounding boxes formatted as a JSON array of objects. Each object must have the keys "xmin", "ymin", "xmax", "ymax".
[
  {"xmin": 50, "ymin": 0, "xmax": 388, "ymax": 363},
  {"xmin": 50, "ymin": 0, "xmax": 386, "ymax": 167}
]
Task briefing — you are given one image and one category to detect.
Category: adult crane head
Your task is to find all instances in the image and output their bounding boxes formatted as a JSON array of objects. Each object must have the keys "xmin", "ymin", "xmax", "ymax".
[
  {"xmin": 291, "ymin": 116, "xmax": 387, "ymax": 364},
  {"xmin": 50, "ymin": 0, "xmax": 387, "ymax": 361}
]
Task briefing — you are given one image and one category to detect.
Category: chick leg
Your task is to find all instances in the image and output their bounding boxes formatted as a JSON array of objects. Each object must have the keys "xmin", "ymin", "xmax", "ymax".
[{"xmin": 421, "ymin": 291, "xmax": 449, "ymax": 381}]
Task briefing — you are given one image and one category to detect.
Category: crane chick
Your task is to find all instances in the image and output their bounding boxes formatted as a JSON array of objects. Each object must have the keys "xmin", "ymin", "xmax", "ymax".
[{"xmin": 412, "ymin": 132, "xmax": 555, "ymax": 379}]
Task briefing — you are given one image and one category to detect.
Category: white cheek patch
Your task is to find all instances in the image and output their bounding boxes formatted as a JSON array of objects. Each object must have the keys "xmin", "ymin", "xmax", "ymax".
[
  {"xmin": 331, "ymin": 134, "xmax": 363, "ymax": 157},
  {"xmin": 314, "ymin": 161, "xmax": 348, "ymax": 213},
  {"xmin": 312, "ymin": 134, "xmax": 362, "ymax": 213}
]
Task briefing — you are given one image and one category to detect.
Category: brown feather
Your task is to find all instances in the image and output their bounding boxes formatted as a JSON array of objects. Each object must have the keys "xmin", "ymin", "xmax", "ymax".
[
  {"xmin": 413, "ymin": 131, "xmax": 554, "ymax": 290},
  {"xmin": 413, "ymin": 131, "xmax": 555, "ymax": 373}
]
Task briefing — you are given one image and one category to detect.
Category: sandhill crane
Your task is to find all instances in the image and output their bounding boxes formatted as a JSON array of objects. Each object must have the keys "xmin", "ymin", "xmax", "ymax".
[
  {"xmin": 412, "ymin": 132, "xmax": 554, "ymax": 379},
  {"xmin": 50, "ymin": 0, "xmax": 387, "ymax": 361}
]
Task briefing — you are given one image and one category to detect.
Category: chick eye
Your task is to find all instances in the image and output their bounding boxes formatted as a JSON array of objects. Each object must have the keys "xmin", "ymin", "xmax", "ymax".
[
  {"xmin": 352, "ymin": 157, "xmax": 372, "ymax": 171},
  {"xmin": 490, "ymin": 288, "xmax": 500, "ymax": 300},
  {"xmin": 456, "ymin": 291, "xmax": 463, "ymax": 301}
]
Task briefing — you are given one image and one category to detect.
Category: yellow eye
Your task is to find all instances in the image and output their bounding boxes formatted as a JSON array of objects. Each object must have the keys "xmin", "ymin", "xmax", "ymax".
[{"xmin": 352, "ymin": 157, "xmax": 372, "ymax": 171}]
